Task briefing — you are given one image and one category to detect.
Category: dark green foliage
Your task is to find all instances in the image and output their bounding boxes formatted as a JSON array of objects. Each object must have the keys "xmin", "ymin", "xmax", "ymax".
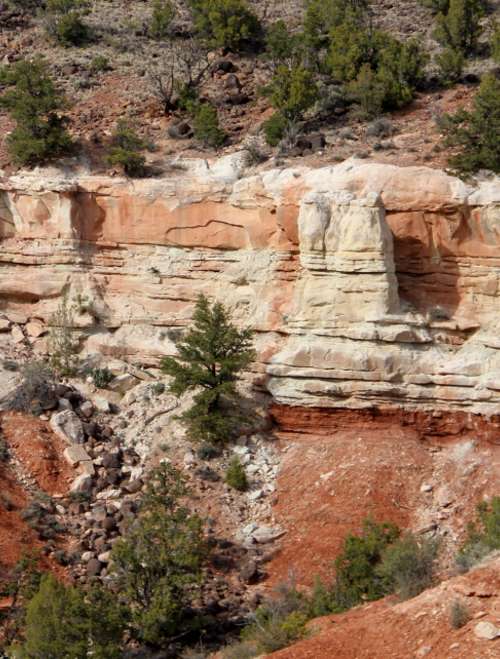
[
  {"xmin": 89, "ymin": 366, "xmax": 114, "ymax": 389},
  {"xmin": 262, "ymin": 112, "xmax": 288, "ymax": 146},
  {"xmin": 161, "ymin": 294, "xmax": 255, "ymax": 444},
  {"xmin": 332, "ymin": 519, "xmax": 400, "ymax": 610},
  {"xmin": 434, "ymin": 0, "xmax": 486, "ymax": 54},
  {"xmin": 110, "ymin": 463, "xmax": 206, "ymax": 646},
  {"xmin": 304, "ymin": 0, "xmax": 368, "ymax": 51},
  {"xmin": 440, "ymin": 74, "xmax": 500, "ymax": 175},
  {"xmin": 449, "ymin": 599, "xmax": 470, "ymax": 628},
  {"xmin": 225, "ymin": 456, "xmax": 248, "ymax": 491},
  {"xmin": 106, "ymin": 120, "xmax": 146, "ymax": 176},
  {"xmin": 150, "ymin": 0, "xmax": 175, "ymax": 40},
  {"xmin": 455, "ymin": 496, "xmax": 500, "ymax": 570},
  {"xmin": 436, "ymin": 47, "xmax": 464, "ymax": 85},
  {"xmin": 265, "ymin": 20, "xmax": 303, "ymax": 67},
  {"xmin": 0, "ymin": 61, "xmax": 72, "ymax": 167},
  {"xmin": 192, "ymin": 103, "xmax": 226, "ymax": 148},
  {"xmin": 45, "ymin": 0, "xmax": 90, "ymax": 47},
  {"xmin": 377, "ymin": 534, "xmax": 438, "ymax": 600},
  {"xmin": 265, "ymin": 65, "xmax": 319, "ymax": 121},
  {"xmin": 17, "ymin": 574, "xmax": 124, "ymax": 658},
  {"xmin": 328, "ymin": 16, "xmax": 427, "ymax": 114},
  {"xmin": 189, "ymin": 0, "xmax": 261, "ymax": 52}
]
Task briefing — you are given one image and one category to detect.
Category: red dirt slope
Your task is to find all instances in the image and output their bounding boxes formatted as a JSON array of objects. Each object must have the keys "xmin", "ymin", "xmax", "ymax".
[{"xmin": 269, "ymin": 555, "xmax": 500, "ymax": 659}]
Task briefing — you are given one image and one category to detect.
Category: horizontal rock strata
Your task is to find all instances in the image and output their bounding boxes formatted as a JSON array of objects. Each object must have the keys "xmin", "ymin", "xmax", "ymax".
[{"xmin": 1, "ymin": 155, "xmax": 500, "ymax": 413}]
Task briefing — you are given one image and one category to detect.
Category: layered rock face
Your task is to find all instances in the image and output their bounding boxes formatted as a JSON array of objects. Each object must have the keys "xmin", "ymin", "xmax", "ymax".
[{"xmin": 1, "ymin": 155, "xmax": 500, "ymax": 413}]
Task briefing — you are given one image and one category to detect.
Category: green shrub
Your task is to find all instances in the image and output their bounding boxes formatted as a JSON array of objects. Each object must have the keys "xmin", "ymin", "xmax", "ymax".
[
  {"xmin": 377, "ymin": 534, "xmax": 438, "ymax": 600},
  {"xmin": 192, "ymin": 103, "xmax": 226, "ymax": 148},
  {"xmin": 441, "ymin": 74, "xmax": 500, "ymax": 175},
  {"xmin": 90, "ymin": 55, "xmax": 110, "ymax": 74},
  {"xmin": 106, "ymin": 120, "xmax": 146, "ymax": 176},
  {"xmin": 348, "ymin": 64, "xmax": 386, "ymax": 117},
  {"xmin": 436, "ymin": 47, "xmax": 464, "ymax": 86},
  {"xmin": 265, "ymin": 20, "xmax": 302, "ymax": 66},
  {"xmin": 150, "ymin": 0, "xmax": 175, "ymax": 39},
  {"xmin": 110, "ymin": 463, "xmax": 206, "ymax": 646},
  {"xmin": 189, "ymin": 0, "xmax": 261, "ymax": 52},
  {"xmin": 54, "ymin": 11, "xmax": 89, "ymax": 46},
  {"xmin": 449, "ymin": 599, "xmax": 470, "ymax": 629},
  {"xmin": 434, "ymin": 0, "xmax": 486, "ymax": 55},
  {"xmin": 225, "ymin": 456, "xmax": 248, "ymax": 491},
  {"xmin": 265, "ymin": 64, "xmax": 319, "ymax": 121},
  {"xmin": 239, "ymin": 584, "xmax": 308, "ymax": 654},
  {"xmin": 263, "ymin": 112, "xmax": 288, "ymax": 146},
  {"xmin": 0, "ymin": 60, "xmax": 73, "ymax": 167},
  {"xmin": 455, "ymin": 496, "xmax": 500, "ymax": 570},
  {"xmin": 90, "ymin": 366, "xmax": 113, "ymax": 389},
  {"xmin": 332, "ymin": 519, "xmax": 400, "ymax": 610},
  {"xmin": 17, "ymin": 574, "xmax": 124, "ymax": 658},
  {"xmin": 48, "ymin": 291, "xmax": 80, "ymax": 377},
  {"xmin": 304, "ymin": 0, "xmax": 368, "ymax": 51},
  {"xmin": 45, "ymin": 0, "xmax": 90, "ymax": 47},
  {"xmin": 196, "ymin": 442, "xmax": 222, "ymax": 460}
]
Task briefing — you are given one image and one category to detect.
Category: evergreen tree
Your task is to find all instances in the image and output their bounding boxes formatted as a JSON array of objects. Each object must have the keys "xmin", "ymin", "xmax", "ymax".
[
  {"xmin": 0, "ymin": 60, "xmax": 72, "ymax": 166},
  {"xmin": 189, "ymin": 0, "xmax": 261, "ymax": 52},
  {"xmin": 192, "ymin": 103, "xmax": 226, "ymax": 148},
  {"xmin": 106, "ymin": 120, "xmax": 146, "ymax": 176},
  {"xmin": 150, "ymin": 0, "xmax": 175, "ymax": 40},
  {"xmin": 434, "ymin": 0, "xmax": 486, "ymax": 54},
  {"xmin": 441, "ymin": 73, "xmax": 500, "ymax": 175},
  {"xmin": 17, "ymin": 574, "xmax": 124, "ymax": 658},
  {"xmin": 45, "ymin": 0, "xmax": 90, "ymax": 47},
  {"xmin": 110, "ymin": 463, "xmax": 206, "ymax": 646},
  {"xmin": 265, "ymin": 64, "xmax": 319, "ymax": 121},
  {"xmin": 161, "ymin": 294, "xmax": 255, "ymax": 444}
]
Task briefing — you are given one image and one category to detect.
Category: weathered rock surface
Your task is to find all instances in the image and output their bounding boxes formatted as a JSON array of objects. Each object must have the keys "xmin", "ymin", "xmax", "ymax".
[{"xmin": 1, "ymin": 156, "xmax": 500, "ymax": 412}]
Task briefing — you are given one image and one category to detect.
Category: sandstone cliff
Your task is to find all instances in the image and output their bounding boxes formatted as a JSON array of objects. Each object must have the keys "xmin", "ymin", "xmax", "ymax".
[{"xmin": 1, "ymin": 155, "xmax": 500, "ymax": 413}]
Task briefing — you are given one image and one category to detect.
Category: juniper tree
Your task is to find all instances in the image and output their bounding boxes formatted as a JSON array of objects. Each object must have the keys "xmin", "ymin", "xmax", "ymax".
[
  {"xmin": 161, "ymin": 294, "xmax": 255, "ymax": 444},
  {"xmin": 110, "ymin": 463, "xmax": 206, "ymax": 646},
  {"xmin": 441, "ymin": 73, "xmax": 500, "ymax": 175},
  {"xmin": 0, "ymin": 60, "xmax": 72, "ymax": 166}
]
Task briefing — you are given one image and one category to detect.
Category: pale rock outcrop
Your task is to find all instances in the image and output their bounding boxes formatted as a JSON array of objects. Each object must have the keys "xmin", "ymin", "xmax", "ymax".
[{"xmin": 1, "ymin": 156, "xmax": 500, "ymax": 413}]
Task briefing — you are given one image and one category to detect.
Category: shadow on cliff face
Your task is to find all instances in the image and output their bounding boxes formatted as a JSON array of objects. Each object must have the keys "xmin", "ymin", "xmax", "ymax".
[{"xmin": 390, "ymin": 226, "xmax": 462, "ymax": 321}]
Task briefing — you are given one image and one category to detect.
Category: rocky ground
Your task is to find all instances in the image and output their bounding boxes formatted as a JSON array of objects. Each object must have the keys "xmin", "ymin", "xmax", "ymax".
[{"xmin": 0, "ymin": 1, "xmax": 499, "ymax": 173}]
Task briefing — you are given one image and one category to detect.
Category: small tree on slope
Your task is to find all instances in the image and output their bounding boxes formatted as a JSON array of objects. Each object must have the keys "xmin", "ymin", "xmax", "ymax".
[{"xmin": 161, "ymin": 294, "xmax": 255, "ymax": 444}]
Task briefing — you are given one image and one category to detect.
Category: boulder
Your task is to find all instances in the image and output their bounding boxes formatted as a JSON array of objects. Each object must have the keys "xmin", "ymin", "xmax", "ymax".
[
  {"xmin": 50, "ymin": 410, "xmax": 85, "ymax": 445},
  {"xmin": 86, "ymin": 558, "xmax": 103, "ymax": 577},
  {"xmin": 63, "ymin": 445, "xmax": 91, "ymax": 467},
  {"xmin": 474, "ymin": 621, "xmax": 500, "ymax": 640},
  {"xmin": 70, "ymin": 473, "xmax": 93, "ymax": 494}
]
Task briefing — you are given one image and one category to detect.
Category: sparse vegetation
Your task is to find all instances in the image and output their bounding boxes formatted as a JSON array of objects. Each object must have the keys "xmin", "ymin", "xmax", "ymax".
[
  {"xmin": 192, "ymin": 102, "xmax": 226, "ymax": 148},
  {"xmin": 455, "ymin": 496, "xmax": 500, "ymax": 571},
  {"xmin": 106, "ymin": 120, "xmax": 146, "ymax": 176},
  {"xmin": 225, "ymin": 456, "xmax": 248, "ymax": 491},
  {"xmin": 0, "ymin": 60, "xmax": 73, "ymax": 167},
  {"xmin": 440, "ymin": 73, "xmax": 500, "ymax": 175},
  {"xmin": 89, "ymin": 366, "xmax": 114, "ymax": 389},
  {"xmin": 161, "ymin": 294, "xmax": 255, "ymax": 444},
  {"xmin": 377, "ymin": 534, "xmax": 439, "ymax": 600},
  {"xmin": 433, "ymin": 0, "xmax": 486, "ymax": 55},
  {"xmin": 4, "ymin": 360, "xmax": 57, "ymax": 415},
  {"xmin": 48, "ymin": 291, "xmax": 80, "ymax": 377}
]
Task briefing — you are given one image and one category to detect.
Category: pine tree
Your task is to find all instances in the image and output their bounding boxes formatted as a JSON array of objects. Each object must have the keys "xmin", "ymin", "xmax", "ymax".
[
  {"xmin": 110, "ymin": 463, "xmax": 206, "ymax": 646},
  {"xmin": 0, "ymin": 60, "xmax": 72, "ymax": 166},
  {"xmin": 18, "ymin": 574, "xmax": 124, "ymax": 658},
  {"xmin": 161, "ymin": 294, "xmax": 255, "ymax": 444},
  {"xmin": 434, "ymin": 0, "xmax": 486, "ymax": 55},
  {"xmin": 106, "ymin": 120, "xmax": 146, "ymax": 176},
  {"xmin": 441, "ymin": 73, "xmax": 500, "ymax": 175}
]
